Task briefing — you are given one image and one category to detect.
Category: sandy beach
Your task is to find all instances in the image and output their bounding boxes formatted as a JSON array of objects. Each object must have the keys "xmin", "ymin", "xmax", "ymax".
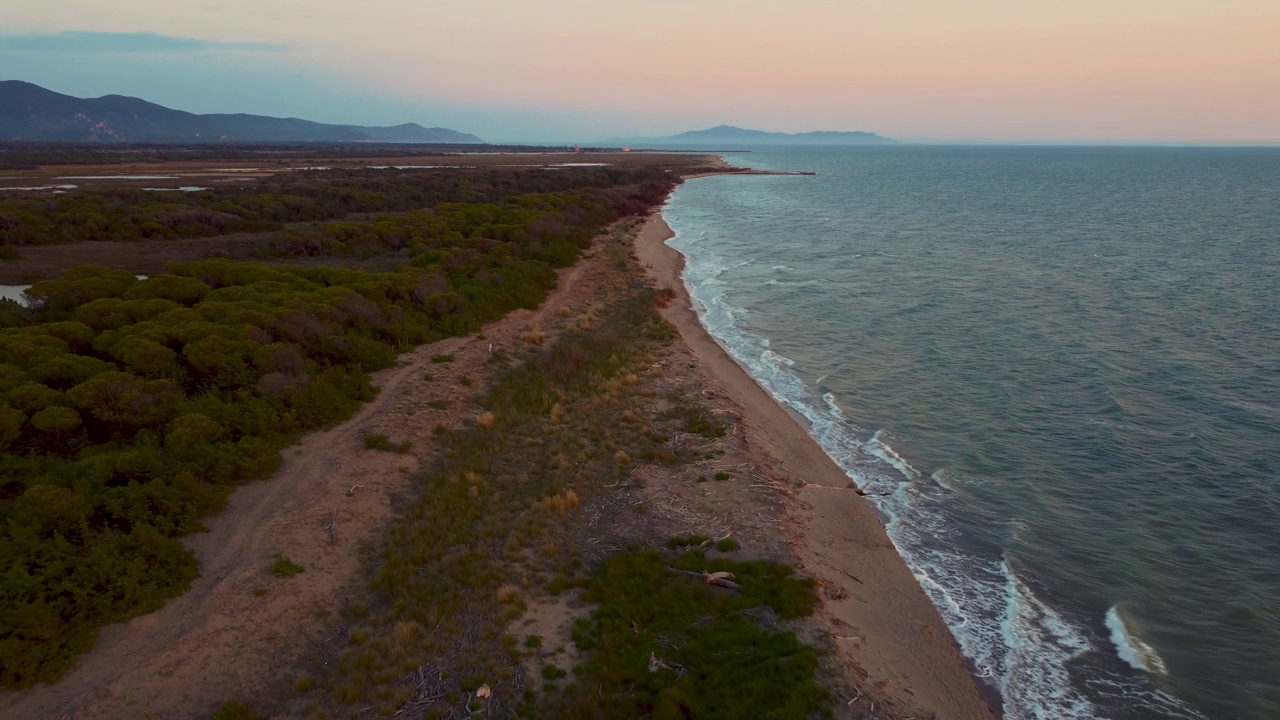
[{"xmin": 636, "ymin": 205, "xmax": 997, "ymax": 720}]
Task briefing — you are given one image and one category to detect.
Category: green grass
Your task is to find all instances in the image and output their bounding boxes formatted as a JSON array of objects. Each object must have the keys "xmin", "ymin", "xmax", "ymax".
[
  {"xmin": 715, "ymin": 471, "xmax": 732, "ymax": 481},
  {"xmin": 211, "ymin": 699, "xmax": 268, "ymax": 719},
  {"xmin": 667, "ymin": 534, "xmax": 711, "ymax": 549},
  {"xmin": 270, "ymin": 554, "xmax": 305, "ymax": 579},
  {"xmin": 550, "ymin": 549, "xmax": 827, "ymax": 718},
  {"xmin": 715, "ymin": 537, "xmax": 741, "ymax": 552},
  {"xmin": 430, "ymin": 353, "xmax": 455, "ymax": 364},
  {"xmin": 362, "ymin": 433, "xmax": 412, "ymax": 454}
]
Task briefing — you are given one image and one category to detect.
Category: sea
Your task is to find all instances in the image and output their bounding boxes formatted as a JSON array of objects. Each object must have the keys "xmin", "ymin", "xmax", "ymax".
[{"xmin": 659, "ymin": 146, "xmax": 1279, "ymax": 720}]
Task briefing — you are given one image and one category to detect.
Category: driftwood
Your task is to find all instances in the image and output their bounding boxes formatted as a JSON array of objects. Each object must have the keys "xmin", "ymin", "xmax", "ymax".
[{"xmin": 665, "ymin": 566, "xmax": 742, "ymax": 591}]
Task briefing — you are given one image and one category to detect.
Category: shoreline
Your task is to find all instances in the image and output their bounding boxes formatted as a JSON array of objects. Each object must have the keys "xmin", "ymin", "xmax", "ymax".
[{"xmin": 636, "ymin": 200, "xmax": 998, "ymax": 718}]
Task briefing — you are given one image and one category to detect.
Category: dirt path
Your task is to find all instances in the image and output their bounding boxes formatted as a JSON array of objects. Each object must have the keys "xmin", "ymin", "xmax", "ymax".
[{"xmin": 1, "ymin": 248, "xmax": 599, "ymax": 720}]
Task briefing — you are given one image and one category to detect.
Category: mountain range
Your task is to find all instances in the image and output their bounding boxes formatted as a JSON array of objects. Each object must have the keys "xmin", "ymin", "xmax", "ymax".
[
  {"xmin": 621, "ymin": 124, "xmax": 898, "ymax": 146},
  {"xmin": 0, "ymin": 81, "xmax": 484, "ymax": 144}
]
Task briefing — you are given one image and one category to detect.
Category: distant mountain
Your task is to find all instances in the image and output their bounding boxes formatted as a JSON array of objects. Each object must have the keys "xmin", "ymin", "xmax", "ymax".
[
  {"xmin": 0, "ymin": 81, "xmax": 484, "ymax": 144},
  {"xmin": 622, "ymin": 124, "xmax": 898, "ymax": 146}
]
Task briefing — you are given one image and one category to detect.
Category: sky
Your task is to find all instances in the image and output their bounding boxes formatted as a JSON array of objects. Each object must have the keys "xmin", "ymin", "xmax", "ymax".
[{"xmin": 2, "ymin": 1, "xmax": 1278, "ymax": 144}]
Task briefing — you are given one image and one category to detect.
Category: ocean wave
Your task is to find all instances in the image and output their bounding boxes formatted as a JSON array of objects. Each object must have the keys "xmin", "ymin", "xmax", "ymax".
[
  {"xmin": 868, "ymin": 431, "xmax": 922, "ymax": 480},
  {"xmin": 1106, "ymin": 605, "xmax": 1169, "ymax": 675}
]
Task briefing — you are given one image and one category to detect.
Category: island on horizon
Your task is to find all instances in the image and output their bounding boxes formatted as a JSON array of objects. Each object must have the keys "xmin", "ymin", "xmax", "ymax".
[{"xmin": 618, "ymin": 123, "xmax": 900, "ymax": 146}]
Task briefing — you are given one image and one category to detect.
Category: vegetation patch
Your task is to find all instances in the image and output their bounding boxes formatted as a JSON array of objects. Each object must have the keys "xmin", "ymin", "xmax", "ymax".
[
  {"xmin": 548, "ymin": 549, "xmax": 826, "ymax": 718},
  {"xmin": 211, "ymin": 699, "xmax": 269, "ymax": 719},
  {"xmin": 0, "ymin": 167, "xmax": 678, "ymax": 688},
  {"xmin": 665, "ymin": 402, "xmax": 728, "ymax": 439},
  {"xmin": 716, "ymin": 537, "xmax": 741, "ymax": 552},
  {"xmin": 303, "ymin": 225, "xmax": 685, "ymax": 714},
  {"xmin": 270, "ymin": 554, "xmax": 306, "ymax": 579},
  {"xmin": 362, "ymin": 432, "xmax": 412, "ymax": 454}
]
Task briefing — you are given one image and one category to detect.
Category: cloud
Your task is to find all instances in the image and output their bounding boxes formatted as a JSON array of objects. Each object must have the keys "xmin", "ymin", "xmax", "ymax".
[{"xmin": 0, "ymin": 31, "xmax": 285, "ymax": 54}]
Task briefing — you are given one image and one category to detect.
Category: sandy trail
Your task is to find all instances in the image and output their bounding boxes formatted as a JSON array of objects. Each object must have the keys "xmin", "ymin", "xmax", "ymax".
[
  {"xmin": 636, "ymin": 210, "xmax": 997, "ymax": 720},
  {"xmin": 1, "ymin": 256, "xmax": 595, "ymax": 720}
]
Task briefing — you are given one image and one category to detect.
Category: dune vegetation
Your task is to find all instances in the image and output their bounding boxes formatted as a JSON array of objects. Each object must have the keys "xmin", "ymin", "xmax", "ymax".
[{"xmin": 0, "ymin": 166, "xmax": 676, "ymax": 688}]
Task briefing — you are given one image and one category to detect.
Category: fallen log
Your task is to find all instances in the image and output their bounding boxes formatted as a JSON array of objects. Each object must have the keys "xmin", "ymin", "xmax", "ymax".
[{"xmin": 665, "ymin": 566, "xmax": 743, "ymax": 591}]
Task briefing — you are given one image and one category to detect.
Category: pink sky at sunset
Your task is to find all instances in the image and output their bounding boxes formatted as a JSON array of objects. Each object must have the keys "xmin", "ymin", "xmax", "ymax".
[{"xmin": 3, "ymin": 0, "xmax": 1277, "ymax": 142}]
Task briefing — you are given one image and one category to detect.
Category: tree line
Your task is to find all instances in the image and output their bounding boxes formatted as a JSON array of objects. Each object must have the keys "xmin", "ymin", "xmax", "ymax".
[{"xmin": 0, "ymin": 166, "xmax": 674, "ymax": 247}]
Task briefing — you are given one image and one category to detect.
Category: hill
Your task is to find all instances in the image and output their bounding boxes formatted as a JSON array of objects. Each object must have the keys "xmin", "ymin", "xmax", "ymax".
[
  {"xmin": 623, "ymin": 124, "xmax": 898, "ymax": 146},
  {"xmin": 0, "ymin": 81, "xmax": 483, "ymax": 144}
]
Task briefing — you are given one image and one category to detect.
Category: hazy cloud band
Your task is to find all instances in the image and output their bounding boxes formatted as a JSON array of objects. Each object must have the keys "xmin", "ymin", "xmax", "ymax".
[{"xmin": 0, "ymin": 31, "xmax": 285, "ymax": 54}]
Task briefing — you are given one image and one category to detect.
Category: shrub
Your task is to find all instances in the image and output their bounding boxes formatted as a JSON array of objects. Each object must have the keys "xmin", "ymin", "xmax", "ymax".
[
  {"xmin": 271, "ymin": 554, "xmax": 305, "ymax": 579},
  {"xmin": 363, "ymin": 433, "xmax": 391, "ymax": 451},
  {"xmin": 715, "ymin": 537, "xmax": 741, "ymax": 552},
  {"xmin": 714, "ymin": 471, "xmax": 731, "ymax": 481},
  {"xmin": 667, "ymin": 534, "xmax": 711, "ymax": 549},
  {"xmin": 430, "ymin": 353, "xmax": 455, "ymax": 364},
  {"xmin": 363, "ymin": 433, "xmax": 412, "ymax": 453}
]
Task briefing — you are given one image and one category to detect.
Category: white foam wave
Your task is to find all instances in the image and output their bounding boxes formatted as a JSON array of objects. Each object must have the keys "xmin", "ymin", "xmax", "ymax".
[
  {"xmin": 1106, "ymin": 606, "xmax": 1169, "ymax": 675},
  {"xmin": 932, "ymin": 468, "xmax": 962, "ymax": 492},
  {"xmin": 868, "ymin": 430, "xmax": 921, "ymax": 479},
  {"xmin": 821, "ymin": 391, "xmax": 845, "ymax": 420},
  {"xmin": 999, "ymin": 563, "xmax": 1099, "ymax": 719}
]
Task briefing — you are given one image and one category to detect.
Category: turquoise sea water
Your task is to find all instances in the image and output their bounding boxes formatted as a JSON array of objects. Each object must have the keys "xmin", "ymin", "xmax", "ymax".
[{"xmin": 660, "ymin": 146, "xmax": 1279, "ymax": 720}]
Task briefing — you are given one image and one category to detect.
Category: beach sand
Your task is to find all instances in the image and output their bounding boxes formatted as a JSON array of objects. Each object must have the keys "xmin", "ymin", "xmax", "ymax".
[{"xmin": 637, "ymin": 208, "xmax": 998, "ymax": 720}]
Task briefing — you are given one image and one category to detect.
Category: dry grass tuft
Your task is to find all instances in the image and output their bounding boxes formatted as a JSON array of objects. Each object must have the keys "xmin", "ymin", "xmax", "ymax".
[
  {"xmin": 476, "ymin": 411, "xmax": 496, "ymax": 429},
  {"xmin": 392, "ymin": 621, "xmax": 424, "ymax": 645},
  {"xmin": 521, "ymin": 326, "xmax": 546, "ymax": 345},
  {"xmin": 549, "ymin": 403, "xmax": 565, "ymax": 424},
  {"xmin": 496, "ymin": 584, "xmax": 523, "ymax": 604},
  {"xmin": 615, "ymin": 450, "xmax": 631, "ymax": 465},
  {"xmin": 536, "ymin": 490, "xmax": 580, "ymax": 515},
  {"xmin": 623, "ymin": 373, "xmax": 640, "ymax": 386}
]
